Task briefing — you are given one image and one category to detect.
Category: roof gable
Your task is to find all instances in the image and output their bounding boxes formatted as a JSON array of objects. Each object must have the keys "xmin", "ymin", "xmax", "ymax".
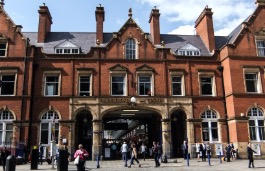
[
  {"xmin": 177, "ymin": 43, "xmax": 200, "ymax": 51},
  {"xmin": 55, "ymin": 40, "xmax": 79, "ymax": 48}
]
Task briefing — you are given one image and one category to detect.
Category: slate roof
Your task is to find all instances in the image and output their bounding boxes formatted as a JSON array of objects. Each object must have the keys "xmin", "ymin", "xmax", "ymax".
[{"xmin": 24, "ymin": 32, "xmax": 215, "ymax": 56}]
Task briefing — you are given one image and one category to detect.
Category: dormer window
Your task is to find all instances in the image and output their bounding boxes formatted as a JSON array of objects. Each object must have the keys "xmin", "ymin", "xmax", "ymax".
[
  {"xmin": 176, "ymin": 43, "xmax": 201, "ymax": 56},
  {"xmin": 257, "ymin": 40, "xmax": 265, "ymax": 56},
  {"xmin": 54, "ymin": 40, "xmax": 80, "ymax": 54}
]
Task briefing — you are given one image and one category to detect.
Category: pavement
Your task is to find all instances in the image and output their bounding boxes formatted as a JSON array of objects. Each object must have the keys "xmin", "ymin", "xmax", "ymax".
[{"xmin": 14, "ymin": 158, "xmax": 265, "ymax": 171}]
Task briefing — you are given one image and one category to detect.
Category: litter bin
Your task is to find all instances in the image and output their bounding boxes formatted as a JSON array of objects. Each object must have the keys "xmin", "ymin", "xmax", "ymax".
[
  {"xmin": 6, "ymin": 155, "xmax": 16, "ymax": 171},
  {"xmin": 57, "ymin": 149, "xmax": 68, "ymax": 171},
  {"xmin": 31, "ymin": 149, "xmax": 39, "ymax": 170}
]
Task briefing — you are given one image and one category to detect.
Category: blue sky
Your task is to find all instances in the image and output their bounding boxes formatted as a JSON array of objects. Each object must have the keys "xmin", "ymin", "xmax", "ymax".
[{"xmin": 3, "ymin": 0, "xmax": 256, "ymax": 36}]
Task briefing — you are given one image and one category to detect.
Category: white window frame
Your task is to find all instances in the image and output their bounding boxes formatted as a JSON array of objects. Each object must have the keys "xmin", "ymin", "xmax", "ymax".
[
  {"xmin": 125, "ymin": 38, "xmax": 138, "ymax": 59},
  {"xmin": 111, "ymin": 74, "xmax": 127, "ymax": 96},
  {"xmin": 0, "ymin": 41, "xmax": 7, "ymax": 57},
  {"xmin": 248, "ymin": 107, "xmax": 265, "ymax": 142},
  {"xmin": 170, "ymin": 71, "xmax": 185, "ymax": 96},
  {"xmin": 177, "ymin": 50, "xmax": 200, "ymax": 56},
  {"xmin": 198, "ymin": 72, "xmax": 216, "ymax": 96},
  {"xmin": 40, "ymin": 110, "xmax": 60, "ymax": 145},
  {"xmin": 256, "ymin": 40, "xmax": 265, "ymax": 57},
  {"xmin": 43, "ymin": 71, "xmax": 61, "ymax": 96},
  {"xmin": 137, "ymin": 73, "xmax": 154, "ymax": 96},
  {"xmin": 201, "ymin": 110, "xmax": 219, "ymax": 143},
  {"xmin": 78, "ymin": 70, "xmax": 93, "ymax": 97},
  {"xmin": 0, "ymin": 110, "xmax": 15, "ymax": 146},
  {"xmin": 55, "ymin": 48, "xmax": 79, "ymax": 54},
  {"xmin": 0, "ymin": 69, "xmax": 17, "ymax": 96},
  {"xmin": 243, "ymin": 68, "xmax": 262, "ymax": 94}
]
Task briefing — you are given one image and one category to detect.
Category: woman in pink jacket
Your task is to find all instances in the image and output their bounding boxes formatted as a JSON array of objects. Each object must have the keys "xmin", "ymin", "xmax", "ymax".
[{"xmin": 74, "ymin": 144, "xmax": 89, "ymax": 171}]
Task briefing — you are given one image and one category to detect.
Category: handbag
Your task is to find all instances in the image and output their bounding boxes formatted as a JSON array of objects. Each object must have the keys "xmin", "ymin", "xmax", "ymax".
[{"xmin": 74, "ymin": 155, "xmax": 79, "ymax": 165}]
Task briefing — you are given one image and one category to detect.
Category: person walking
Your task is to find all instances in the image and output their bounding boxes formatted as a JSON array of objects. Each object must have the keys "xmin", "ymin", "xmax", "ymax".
[
  {"xmin": 230, "ymin": 142, "xmax": 236, "ymax": 160},
  {"xmin": 200, "ymin": 141, "xmax": 206, "ymax": 162},
  {"xmin": 181, "ymin": 140, "xmax": 188, "ymax": 160},
  {"xmin": 128, "ymin": 144, "xmax": 141, "ymax": 168},
  {"xmin": 0, "ymin": 147, "xmax": 10, "ymax": 171},
  {"xmin": 195, "ymin": 141, "xmax": 201, "ymax": 162},
  {"xmin": 39, "ymin": 143, "xmax": 44, "ymax": 165},
  {"xmin": 74, "ymin": 144, "xmax": 89, "ymax": 171},
  {"xmin": 225, "ymin": 143, "xmax": 231, "ymax": 162},
  {"xmin": 247, "ymin": 142, "xmax": 256, "ymax": 168},
  {"xmin": 206, "ymin": 142, "xmax": 212, "ymax": 165},
  {"xmin": 140, "ymin": 143, "xmax": 147, "ymax": 161},
  {"xmin": 121, "ymin": 141, "xmax": 128, "ymax": 167},
  {"xmin": 157, "ymin": 142, "xmax": 163, "ymax": 163}
]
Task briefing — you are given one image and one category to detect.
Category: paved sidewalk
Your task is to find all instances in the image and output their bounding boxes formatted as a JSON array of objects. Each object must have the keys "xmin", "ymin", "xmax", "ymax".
[{"xmin": 15, "ymin": 158, "xmax": 265, "ymax": 171}]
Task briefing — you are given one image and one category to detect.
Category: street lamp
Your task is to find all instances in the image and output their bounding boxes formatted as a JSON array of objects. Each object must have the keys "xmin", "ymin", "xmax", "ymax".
[{"xmin": 130, "ymin": 96, "xmax": 136, "ymax": 108}]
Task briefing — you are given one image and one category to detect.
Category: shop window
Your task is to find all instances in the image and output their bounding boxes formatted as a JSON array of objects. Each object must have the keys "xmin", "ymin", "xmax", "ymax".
[
  {"xmin": 40, "ymin": 110, "xmax": 59, "ymax": 145},
  {"xmin": 0, "ymin": 110, "xmax": 14, "ymax": 146},
  {"xmin": 248, "ymin": 107, "xmax": 265, "ymax": 141},
  {"xmin": 201, "ymin": 110, "xmax": 219, "ymax": 142}
]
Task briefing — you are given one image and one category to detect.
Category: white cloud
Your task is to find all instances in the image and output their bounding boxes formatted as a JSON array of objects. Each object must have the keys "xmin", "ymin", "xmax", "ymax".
[
  {"xmin": 136, "ymin": 0, "xmax": 255, "ymax": 35},
  {"xmin": 168, "ymin": 25, "xmax": 195, "ymax": 35}
]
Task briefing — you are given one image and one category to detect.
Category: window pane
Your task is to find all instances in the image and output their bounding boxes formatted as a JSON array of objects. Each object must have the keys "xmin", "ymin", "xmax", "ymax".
[
  {"xmin": 79, "ymin": 76, "xmax": 90, "ymax": 96},
  {"xmin": 1, "ymin": 75, "xmax": 15, "ymax": 95},
  {"xmin": 201, "ymin": 77, "xmax": 212, "ymax": 95},
  {"xmin": 139, "ymin": 76, "xmax": 151, "ymax": 96},
  {"xmin": 249, "ymin": 120, "xmax": 255, "ymax": 126},
  {"xmin": 112, "ymin": 76, "xmax": 124, "ymax": 95},
  {"xmin": 211, "ymin": 128, "xmax": 218, "ymax": 141},
  {"xmin": 202, "ymin": 128, "xmax": 209, "ymax": 141},
  {"xmin": 245, "ymin": 73, "xmax": 257, "ymax": 93},
  {"xmin": 257, "ymin": 40, "xmax": 265, "ymax": 56},
  {"xmin": 125, "ymin": 39, "xmax": 136, "ymax": 59},
  {"xmin": 45, "ymin": 76, "xmax": 59, "ymax": 95},
  {"xmin": 172, "ymin": 76, "xmax": 182, "ymax": 95},
  {"xmin": 41, "ymin": 123, "xmax": 49, "ymax": 144},
  {"xmin": 202, "ymin": 122, "xmax": 208, "ymax": 128}
]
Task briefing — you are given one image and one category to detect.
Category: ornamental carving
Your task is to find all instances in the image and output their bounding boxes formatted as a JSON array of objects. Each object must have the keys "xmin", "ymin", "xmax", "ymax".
[{"xmin": 255, "ymin": 27, "xmax": 265, "ymax": 36}]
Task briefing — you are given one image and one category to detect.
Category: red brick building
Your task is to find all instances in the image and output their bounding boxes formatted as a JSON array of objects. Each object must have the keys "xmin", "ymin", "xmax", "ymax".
[{"xmin": 0, "ymin": 0, "xmax": 265, "ymax": 159}]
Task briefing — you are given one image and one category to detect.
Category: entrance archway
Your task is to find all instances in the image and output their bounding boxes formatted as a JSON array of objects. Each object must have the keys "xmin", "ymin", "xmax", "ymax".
[
  {"xmin": 102, "ymin": 108, "xmax": 162, "ymax": 160},
  {"xmin": 75, "ymin": 110, "xmax": 93, "ymax": 159},
  {"xmin": 171, "ymin": 110, "xmax": 187, "ymax": 157}
]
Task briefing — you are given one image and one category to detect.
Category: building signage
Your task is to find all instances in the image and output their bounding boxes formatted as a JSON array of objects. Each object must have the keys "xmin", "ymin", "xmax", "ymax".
[{"xmin": 100, "ymin": 98, "xmax": 164, "ymax": 103}]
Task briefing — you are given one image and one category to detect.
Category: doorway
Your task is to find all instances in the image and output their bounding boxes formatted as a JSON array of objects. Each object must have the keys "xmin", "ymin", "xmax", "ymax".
[
  {"xmin": 171, "ymin": 110, "xmax": 187, "ymax": 158},
  {"xmin": 75, "ymin": 110, "xmax": 93, "ymax": 159}
]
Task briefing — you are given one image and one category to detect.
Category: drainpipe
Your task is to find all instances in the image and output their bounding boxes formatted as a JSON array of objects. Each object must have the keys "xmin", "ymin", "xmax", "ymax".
[{"xmin": 217, "ymin": 66, "xmax": 230, "ymax": 143}]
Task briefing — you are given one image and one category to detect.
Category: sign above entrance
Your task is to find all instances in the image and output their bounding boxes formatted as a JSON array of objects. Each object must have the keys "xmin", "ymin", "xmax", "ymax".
[{"xmin": 100, "ymin": 97, "xmax": 164, "ymax": 104}]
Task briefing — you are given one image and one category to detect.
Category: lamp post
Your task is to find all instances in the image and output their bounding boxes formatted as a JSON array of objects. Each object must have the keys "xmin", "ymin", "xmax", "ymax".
[{"xmin": 130, "ymin": 96, "xmax": 136, "ymax": 108}]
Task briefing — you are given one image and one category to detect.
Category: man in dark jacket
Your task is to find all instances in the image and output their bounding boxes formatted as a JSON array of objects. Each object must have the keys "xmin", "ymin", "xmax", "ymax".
[
  {"xmin": 181, "ymin": 140, "xmax": 188, "ymax": 160},
  {"xmin": 200, "ymin": 141, "xmax": 206, "ymax": 161},
  {"xmin": 1, "ymin": 147, "xmax": 10, "ymax": 171},
  {"xmin": 225, "ymin": 143, "xmax": 231, "ymax": 162},
  {"xmin": 247, "ymin": 142, "xmax": 256, "ymax": 168}
]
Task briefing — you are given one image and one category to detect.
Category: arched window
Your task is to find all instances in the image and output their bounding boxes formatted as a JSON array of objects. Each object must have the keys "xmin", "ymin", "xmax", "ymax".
[
  {"xmin": 248, "ymin": 107, "xmax": 264, "ymax": 141},
  {"xmin": 125, "ymin": 39, "xmax": 136, "ymax": 59},
  {"xmin": 0, "ymin": 110, "xmax": 14, "ymax": 145},
  {"xmin": 201, "ymin": 110, "xmax": 218, "ymax": 142},
  {"xmin": 40, "ymin": 110, "xmax": 60, "ymax": 145}
]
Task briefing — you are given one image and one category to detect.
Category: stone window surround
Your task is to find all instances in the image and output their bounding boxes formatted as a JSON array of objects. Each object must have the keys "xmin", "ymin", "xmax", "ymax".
[
  {"xmin": 0, "ymin": 69, "xmax": 18, "ymax": 96},
  {"xmin": 170, "ymin": 71, "xmax": 185, "ymax": 96},
  {"xmin": 110, "ymin": 71, "xmax": 128, "ymax": 96},
  {"xmin": 42, "ymin": 70, "xmax": 61, "ymax": 96},
  {"xmin": 242, "ymin": 67, "xmax": 262, "ymax": 94},
  {"xmin": 78, "ymin": 70, "xmax": 93, "ymax": 97},
  {"xmin": 198, "ymin": 71, "xmax": 216, "ymax": 96}
]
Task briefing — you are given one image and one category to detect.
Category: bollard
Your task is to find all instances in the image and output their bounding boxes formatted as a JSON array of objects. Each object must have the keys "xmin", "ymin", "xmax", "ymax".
[
  {"xmin": 219, "ymin": 152, "xmax": 222, "ymax": 164},
  {"xmin": 96, "ymin": 155, "xmax": 100, "ymax": 168},
  {"xmin": 31, "ymin": 149, "xmax": 38, "ymax": 170},
  {"xmin": 57, "ymin": 150, "xmax": 68, "ymax": 171},
  {"xmin": 6, "ymin": 155, "xmax": 16, "ymax": 171},
  {"xmin": 186, "ymin": 153, "xmax": 190, "ymax": 167},
  {"xmin": 208, "ymin": 153, "xmax": 211, "ymax": 166}
]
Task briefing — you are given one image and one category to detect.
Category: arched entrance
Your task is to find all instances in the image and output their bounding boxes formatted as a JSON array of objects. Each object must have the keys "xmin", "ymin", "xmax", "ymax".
[
  {"xmin": 75, "ymin": 110, "xmax": 93, "ymax": 159},
  {"xmin": 171, "ymin": 110, "xmax": 187, "ymax": 158},
  {"xmin": 102, "ymin": 108, "xmax": 162, "ymax": 160}
]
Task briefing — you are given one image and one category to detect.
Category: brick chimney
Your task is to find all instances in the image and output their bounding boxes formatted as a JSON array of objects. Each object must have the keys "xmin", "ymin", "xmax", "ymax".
[
  {"xmin": 149, "ymin": 7, "xmax": 160, "ymax": 45},
  {"xmin": 195, "ymin": 6, "xmax": 215, "ymax": 52},
  {"xmin": 95, "ymin": 4, "xmax": 105, "ymax": 44},
  {"xmin": 0, "ymin": 0, "xmax": 5, "ymax": 8},
  {"xmin": 256, "ymin": 0, "xmax": 265, "ymax": 6},
  {"xmin": 38, "ymin": 4, "xmax": 52, "ymax": 43}
]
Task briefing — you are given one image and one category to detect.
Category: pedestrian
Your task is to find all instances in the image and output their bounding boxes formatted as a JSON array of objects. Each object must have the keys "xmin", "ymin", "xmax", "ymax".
[
  {"xmin": 206, "ymin": 142, "xmax": 211, "ymax": 165},
  {"xmin": 121, "ymin": 141, "xmax": 128, "ymax": 167},
  {"xmin": 195, "ymin": 141, "xmax": 201, "ymax": 162},
  {"xmin": 157, "ymin": 142, "xmax": 163, "ymax": 163},
  {"xmin": 74, "ymin": 144, "xmax": 89, "ymax": 171},
  {"xmin": 230, "ymin": 142, "xmax": 236, "ymax": 160},
  {"xmin": 128, "ymin": 144, "xmax": 141, "ymax": 168},
  {"xmin": 152, "ymin": 141, "xmax": 160, "ymax": 167},
  {"xmin": 200, "ymin": 141, "xmax": 206, "ymax": 162},
  {"xmin": 39, "ymin": 143, "xmax": 44, "ymax": 165},
  {"xmin": 247, "ymin": 142, "xmax": 256, "ymax": 168},
  {"xmin": 0, "ymin": 147, "xmax": 10, "ymax": 171},
  {"xmin": 181, "ymin": 140, "xmax": 188, "ymax": 160},
  {"xmin": 64, "ymin": 144, "xmax": 71, "ymax": 164},
  {"xmin": 140, "ymin": 143, "xmax": 147, "ymax": 161},
  {"xmin": 225, "ymin": 143, "xmax": 231, "ymax": 162}
]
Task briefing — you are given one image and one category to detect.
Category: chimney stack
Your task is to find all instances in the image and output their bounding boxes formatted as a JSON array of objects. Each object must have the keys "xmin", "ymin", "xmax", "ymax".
[
  {"xmin": 0, "ymin": 0, "xmax": 4, "ymax": 8},
  {"xmin": 149, "ymin": 7, "xmax": 160, "ymax": 45},
  {"xmin": 37, "ymin": 4, "xmax": 52, "ymax": 43},
  {"xmin": 195, "ymin": 6, "xmax": 215, "ymax": 52},
  {"xmin": 95, "ymin": 4, "xmax": 105, "ymax": 44},
  {"xmin": 255, "ymin": 0, "xmax": 265, "ymax": 6}
]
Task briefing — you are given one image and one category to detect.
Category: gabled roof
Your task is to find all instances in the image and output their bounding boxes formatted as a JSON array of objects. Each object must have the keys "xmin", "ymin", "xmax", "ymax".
[
  {"xmin": 55, "ymin": 39, "xmax": 79, "ymax": 48},
  {"xmin": 177, "ymin": 42, "xmax": 200, "ymax": 51}
]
